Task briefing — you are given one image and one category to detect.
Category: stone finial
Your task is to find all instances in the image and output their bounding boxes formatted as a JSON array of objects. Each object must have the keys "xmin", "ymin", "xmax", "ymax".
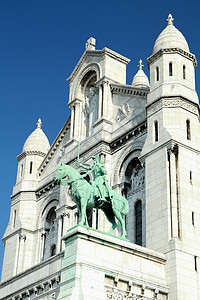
[
  {"xmin": 36, "ymin": 118, "xmax": 42, "ymax": 129},
  {"xmin": 138, "ymin": 59, "xmax": 144, "ymax": 70},
  {"xmin": 167, "ymin": 14, "xmax": 174, "ymax": 25},
  {"xmin": 85, "ymin": 37, "xmax": 96, "ymax": 50}
]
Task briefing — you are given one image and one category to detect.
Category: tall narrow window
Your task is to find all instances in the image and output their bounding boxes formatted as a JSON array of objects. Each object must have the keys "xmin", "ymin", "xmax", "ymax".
[
  {"xmin": 21, "ymin": 164, "xmax": 23, "ymax": 177},
  {"xmin": 30, "ymin": 161, "xmax": 33, "ymax": 174},
  {"xmin": 183, "ymin": 65, "xmax": 186, "ymax": 79},
  {"xmin": 154, "ymin": 121, "xmax": 158, "ymax": 142},
  {"xmin": 156, "ymin": 67, "xmax": 159, "ymax": 81},
  {"xmin": 169, "ymin": 62, "xmax": 173, "ymax": 76},
  {"xmin": 190, "ymin": 171, "xmax": 192, "ymax": 184},
  {"xmin": 186, "ymin": 119, "xmax": 191, "ymax": 140},
  {"xmin": 192, "ymin": 211, "xmax": 195, "ymax": 226},
  {"xmin": 194, "ymin": 256, "xmax": 198, "ymax": 272},
  {"xmin": 51, "ymin": 244, "xmax": 56, "ymax": 257},
  {"xmin": 135, "ymin": 200, "xmax": 142, "ymax": 246},
  {"xmin": 13, "ymin": 210, "xmax": 16, "ymax": 228}
]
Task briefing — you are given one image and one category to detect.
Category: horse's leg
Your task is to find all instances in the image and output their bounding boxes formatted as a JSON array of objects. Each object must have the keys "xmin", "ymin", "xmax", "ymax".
[
  {"xmin": 113, "ymin": 209, "xmax": 127, "ymax": 238},
  {"xmin": 101, "ymin": 204, "xmax": 118, "ymax": 234}
]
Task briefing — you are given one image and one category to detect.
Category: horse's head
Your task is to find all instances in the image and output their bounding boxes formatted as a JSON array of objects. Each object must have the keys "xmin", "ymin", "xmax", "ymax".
[{"xmin": 54, "ymin": 163, "xmax": 68, "ymax": 183}]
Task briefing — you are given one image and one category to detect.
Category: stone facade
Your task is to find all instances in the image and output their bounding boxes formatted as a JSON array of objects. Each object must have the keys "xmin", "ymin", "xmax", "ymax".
[{"xmin": 1, "ymin": 15, "xmax": 200, "ymax": 299}]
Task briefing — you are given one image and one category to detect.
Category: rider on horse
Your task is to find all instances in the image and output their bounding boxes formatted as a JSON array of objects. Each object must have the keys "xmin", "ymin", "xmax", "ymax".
[{"xmin": 76, "ymin": 155, "xmax": 112, "ymax": 203}]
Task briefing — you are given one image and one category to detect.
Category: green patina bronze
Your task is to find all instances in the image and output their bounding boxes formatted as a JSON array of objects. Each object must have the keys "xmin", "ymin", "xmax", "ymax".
[{"xmin": 54, "ymin": 159, "xmax": 129, "ymax": 238}]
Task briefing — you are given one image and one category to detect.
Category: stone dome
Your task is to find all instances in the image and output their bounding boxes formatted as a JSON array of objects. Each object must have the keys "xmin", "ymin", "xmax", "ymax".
[
  {"xmin": 22, "ymin": 119, "xmax": 50, "ymax": 154},
  {"xmin": 132, "ymin": 59, "xmax": 150, "ymax": 88},
  {"xmin": 153, "ymin": 14, "xmax": 189, "ymax": 54}
]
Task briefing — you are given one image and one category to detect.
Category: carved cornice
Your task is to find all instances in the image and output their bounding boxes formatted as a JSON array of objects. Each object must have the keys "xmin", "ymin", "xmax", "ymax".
[
  {"xmin": 17, "ymin": 151, "xmax": 46, "ymax": 161},
  {"xmin": 110, "ymin": 121, "xmax": 147, "ymax": 150},
  {"xmin": 38, "ymin": 118, "xmax": 71, "ymax": 176},
  {"xmin": 147, "ymin": 47, "xmax": 197, "ymax": 69},
  {"xmin": 36, "ymin": 181, "xmax": 58, "ymax": 198},
  {"xmin": 67, "ymin": 47, "xmax": 130, "ymax": 83},
  {"xmin": 110, "ymin": 84, "xmax": 149, "ymax": 97},
  {"xmin": 146, "ymin": 96, "xmax": 199, "ymax": 117}
]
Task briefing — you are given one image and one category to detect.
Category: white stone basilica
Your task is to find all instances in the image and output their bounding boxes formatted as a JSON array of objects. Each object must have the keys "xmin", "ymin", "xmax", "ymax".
[{"xmin": 0, "ymin": 14, "xmax": 200, "ymax": 299}]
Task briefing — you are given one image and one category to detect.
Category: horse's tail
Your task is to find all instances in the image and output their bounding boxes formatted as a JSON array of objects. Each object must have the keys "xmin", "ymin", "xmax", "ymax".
[{"xmin": 121, "ymin": 196, "xmax": 129, "ymax": 215}]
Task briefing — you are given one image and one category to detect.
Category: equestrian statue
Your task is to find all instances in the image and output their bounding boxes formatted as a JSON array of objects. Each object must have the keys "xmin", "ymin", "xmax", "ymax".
[{"xmin": 54, "ymin": 152, "xmax": 129, "ymax": 238}]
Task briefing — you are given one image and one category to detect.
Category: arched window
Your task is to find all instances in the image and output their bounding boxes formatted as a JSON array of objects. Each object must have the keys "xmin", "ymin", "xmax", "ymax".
[
  {"xmin": 154, "ymin": 121, "xmax": 158, "ymax": 142},
  {"xmin": 29, "ymin": 161, "xmax": 33, "ymax": 174},
  {"xmin": 183, "ymin": 65, "xmax": 186, "ymax": 79},
  {"xmin": 156, "ymin": 67, "xmax": 159, "ymax": 81},
  {"xmin": 169, "ymin": 62, "xmax": 173, "ymax": 76},
  {"xmin": 135, "ymin": 200, "xmax": 142, "ymax": 246},
  {"xmin": 186, "ymin": 119, "xmax": 191, "ymax": 140}
]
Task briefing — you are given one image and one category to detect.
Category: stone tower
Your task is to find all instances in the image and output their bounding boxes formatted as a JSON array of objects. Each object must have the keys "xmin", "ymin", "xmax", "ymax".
[
  {"xmin": 140, "ymin": 14, "xmax": 200, "ymax": 299},
  {"xmin": 1, "ymin": 119, "xmax": 50, "ymax": 281}
]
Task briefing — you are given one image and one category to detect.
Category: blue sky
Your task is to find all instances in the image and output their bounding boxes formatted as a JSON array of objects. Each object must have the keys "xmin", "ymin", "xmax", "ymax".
[{"xmin": 1, "ymin": 0, "xmax": 200, "ymax": 278}]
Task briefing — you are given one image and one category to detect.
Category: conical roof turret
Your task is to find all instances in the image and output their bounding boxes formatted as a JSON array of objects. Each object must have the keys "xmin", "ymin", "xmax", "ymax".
[
  {"xmin": 153, "ymin": 14, "xmax": 189, "ymax": 54},
  {"xmin": 22, "ymin": 119, "xmax": 50, "ymax": 154},
  {"xmin": 132, "ymin": 59, "xmax": 150, "ymax": 88}
]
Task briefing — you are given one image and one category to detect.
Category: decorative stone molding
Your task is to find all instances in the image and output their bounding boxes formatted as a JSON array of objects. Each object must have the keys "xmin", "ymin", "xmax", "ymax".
[
  {"xmin": 110, "ymin": 121, "xmax": 147, "ymax": 150},
  {"xmin": 36, "ymin": 181, "xmax": 58, "ymax": 198},
  {"xmin": 111, "ymin": 84, "xmax": 149, "ymax": 97},
  {"xmin": 147, "ymin": 97, "xmax": 199, "ymax": 117},
  {"xmin": 147, "ymin": 47, "xmax": 197, "ymax": 68},
  {"xmin": 17, "ymin": 150, "xmax": 46, "ymax": 161}
]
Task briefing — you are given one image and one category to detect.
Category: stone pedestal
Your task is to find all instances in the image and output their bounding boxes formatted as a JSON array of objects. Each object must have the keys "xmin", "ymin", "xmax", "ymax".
[{"xmin": 58, "ymin": 226, "xmax": 169, "ymax": 300}]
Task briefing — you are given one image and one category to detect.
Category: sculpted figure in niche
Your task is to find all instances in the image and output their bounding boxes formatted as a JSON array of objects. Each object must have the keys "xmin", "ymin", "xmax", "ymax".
[
  {"xmin": 83, "ymin": 85, "xmax": 98, "ymax": 136},
  {"xmin": 131, "ymin": 164, "xmax": 145, "ymax": 192}
]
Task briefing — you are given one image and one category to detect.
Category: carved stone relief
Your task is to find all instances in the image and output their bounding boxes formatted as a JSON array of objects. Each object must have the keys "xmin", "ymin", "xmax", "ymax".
[{"xmin": 116, "ymin": 103, "xmax": 130, "ymax": 121}]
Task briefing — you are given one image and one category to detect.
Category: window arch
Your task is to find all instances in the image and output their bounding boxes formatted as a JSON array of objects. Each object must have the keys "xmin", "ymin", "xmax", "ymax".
[
  {"xmin": 186, "ymin": 119, "xmax": 191, "ymax": 140},
  {"xmin": 169, "ymin": 62, "xmax": 173, "ymax": 76},
  {"xmin": 135, "ymin": 200, "xmax": 142, "ymax": 246}
]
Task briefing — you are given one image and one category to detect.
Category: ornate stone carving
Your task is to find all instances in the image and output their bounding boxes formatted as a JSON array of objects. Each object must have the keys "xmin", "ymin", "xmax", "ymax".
[
  {"xmin": 116, "ymin": 103, "xmax": 130, "ymax": 121},
  {"xmin": 128, "ymin": 164, "xmax": 145, "ymax": 196},
  {"xmin": 147, "ymin": 97, "xmax": 199, "ymax": 117}
]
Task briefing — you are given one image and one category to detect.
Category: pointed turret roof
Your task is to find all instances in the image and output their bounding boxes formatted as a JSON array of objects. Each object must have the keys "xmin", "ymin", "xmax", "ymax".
[{"xmin": 22, "ymin": 119, "xmax": 50, "ymax": 154}]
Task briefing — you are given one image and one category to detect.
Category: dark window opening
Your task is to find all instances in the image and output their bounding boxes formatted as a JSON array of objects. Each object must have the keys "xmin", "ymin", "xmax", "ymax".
[
  {"xmin": 21, "ymin": 164, "xmax": 23, "ymax": 177},
  {"xmin": 135, "ymin": 200, "xmax": 142, "ymax": 246},
  {"xmin": 30, "ymin": 161, "xmax": 33, "ymax": 174},
  {"xmin": 13, "ymin": 210, "xmax": 16, "ymax": 228},
  {"xmin": 190, "ymin": 171, "xmax": 192, "ymax": 184},
  {"xmin": 192, "ymin": 211, "xmax": 195, "ymax": 226},
  {"xmin": 195, "ymin": 256, "xmax": 198, "ymax": 272},
  {"xmin": 154, "ymin": 121, "xmax": 158, "ymax": 142},
  {"xmin": 183, "ymin": 65, "xmax": 186, "ymax": 79},
  {"xmin": 169, "ymin": 62, "xmax": 173, "ymax": 76},
  {"xmin": 51, "ymin": 244, "xmax": 56, "ymax": 257},
  {"xmin": 186, "ymin": 119, "xmax": 191, "ymax": 140},
  {"xmin": 156, "ymin": 67, "xmax": 159, "ymax": 81}
]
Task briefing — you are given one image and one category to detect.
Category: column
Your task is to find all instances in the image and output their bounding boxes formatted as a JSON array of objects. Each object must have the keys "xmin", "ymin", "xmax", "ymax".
[
  {"xmin": 98, "ymin": 85, "xmax": 103, "ymax": 119},
  {"xmin": 70, "ymin": 105, "xmax": 75, "ymax": 138}
]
